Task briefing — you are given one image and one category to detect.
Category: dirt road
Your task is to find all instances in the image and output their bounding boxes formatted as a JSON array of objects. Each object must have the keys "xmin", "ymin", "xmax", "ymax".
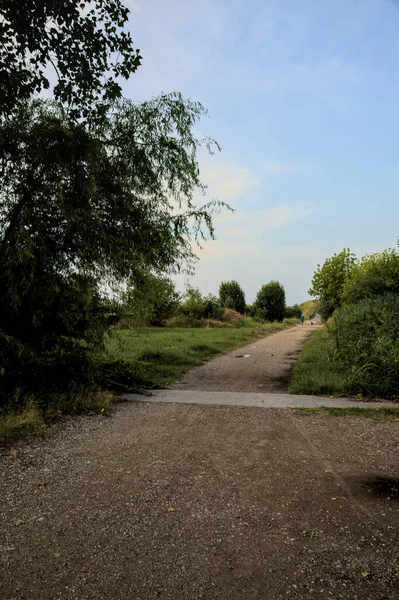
[
  {"xmin": 171, "ymin": 322, "xmax": 320, "ymax": 393},
  {"xmin": 1, "ymin": 403, "xmax": 398, "ymax": 599}
]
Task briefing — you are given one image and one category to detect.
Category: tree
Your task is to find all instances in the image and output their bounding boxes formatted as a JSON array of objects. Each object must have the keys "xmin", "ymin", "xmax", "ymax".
[
  {"xmin": 255, "ymin": 281, "xmax": 286, "ymax": 322},
  {"xmin": 123, "ymin": 274, "xmax": 181, "ymax": 326},
  {"xmin": 0, "ymin": 96, "xmax": 224, "ymax": 403},
  {"xmin": 0, "ymin": 0, "xmax": 141, "ymax": 120},
  {"xmin": 341, "ymin": 248, "xmax": 399, "ymax": 305},
  {"xmin": 308, "ymin": 248, "xmax": 357, "ymax": 319},
  {"xmin": 285, "ymin": 304, "xmax": 302, "ymax": 319},
  {"xmin": 219, "ymin": 281, "xmax": 246, "ymax": 314},
  {"xmin": 0, "ymin": 96, "xmax": 223, "ymax": 348},
  {"xmin": 0, "ymin": 1, "xmax": 227, "ymax": 406}
]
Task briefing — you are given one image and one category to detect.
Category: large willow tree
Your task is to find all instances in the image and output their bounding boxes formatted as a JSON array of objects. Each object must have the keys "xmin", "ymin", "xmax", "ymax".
[{"xmin": 0, "ymin": 0, "xmax": 224, "ymax": 404}]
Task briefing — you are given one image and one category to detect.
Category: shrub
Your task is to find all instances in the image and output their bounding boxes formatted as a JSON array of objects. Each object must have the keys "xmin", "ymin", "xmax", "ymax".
[
  {"xmin": 203, "ymin": 294, "xmax": 224, "ymax": 320},
  {"xmin": 341, "ymin": 248, "xmax": 399, "ymax": 305},
  {"xmin": 285, "ymin": 304, "xmax": 302, "ymax": 319},
  {"xmin": 122, "ymin": 273, "xmax": 180, "ymax": 326},
  {"xmin": 179, "ymin": 288, "xmax": 207, "ymax": 320},
  {"xmin": 254, "ymin": 308, "xmax": 267, "ymax": 322},
  {"xmin": 221, "ymin": 309, "xmax": 244, "ymax": 324},
  {"xmin": 167, "ymin": 315, "xmax": 203, "ymax": 327},
  {"xmin": 331, "ymin": 294, "xmax": 399, "ymax": 398}
]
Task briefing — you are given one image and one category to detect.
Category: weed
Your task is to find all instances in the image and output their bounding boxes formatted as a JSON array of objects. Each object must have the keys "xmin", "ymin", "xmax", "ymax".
[{"xmin": 0, "ymin": 404, "xmax": 45, "ymax": 441}]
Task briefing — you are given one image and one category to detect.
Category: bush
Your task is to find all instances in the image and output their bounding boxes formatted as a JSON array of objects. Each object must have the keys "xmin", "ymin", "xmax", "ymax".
[
  {"xmin": 122, "ymin": 273, "xmax": 180, "ymax": 326},
  {"xmin": 331, "ymin": 294, "xmax": 399, "ymax": 398},
  {"xmin": 285, "ymin": 304, "xmax": 302, "ymax": 319},
  {"xmin": 179, "ymin": 288, "xmax": 207, "ymax": 320},
  {"xmin": 167, "ymin": 315, "xmax": 203, "ymax": 328},
  {"xmin": 221, "ymin": 309, "xmax": 244, "ymax": 324},
  {"xmin": 203, "ymin": 294, "xmax": 224, "ymax": 320},
  {"xmin": 254, "ymin": 308, "xmax": 267, "ymax": 322}
]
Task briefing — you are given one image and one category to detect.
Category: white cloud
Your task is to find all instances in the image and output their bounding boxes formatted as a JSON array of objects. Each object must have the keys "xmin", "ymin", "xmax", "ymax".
[
  {"xmin": 214, "ymin": 203, "xmax": 318, "ymax": 241},
  {"xmin": 200, "ymin": 163, "xmax": 260, "ymax": 201}
]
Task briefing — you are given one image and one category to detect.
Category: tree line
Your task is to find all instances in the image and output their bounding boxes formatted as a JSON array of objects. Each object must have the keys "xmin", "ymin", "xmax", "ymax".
[{"xmin": 121, "ymin": 277, "xmax": 292, "ymax": 326}]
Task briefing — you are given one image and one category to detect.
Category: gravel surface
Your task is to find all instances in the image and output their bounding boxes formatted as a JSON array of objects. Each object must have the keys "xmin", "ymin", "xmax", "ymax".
[
  {"xmin": 1, "ymin": 402, "xmax": 399, "ymax": 600},
  {"xmin": 170, "ymin": 323, "xmax": 320, "ymax": 392}
]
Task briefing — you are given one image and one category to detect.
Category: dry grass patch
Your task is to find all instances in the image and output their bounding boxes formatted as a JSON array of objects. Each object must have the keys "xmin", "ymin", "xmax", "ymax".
[{"xmin": 0, "ymin": 406, "xmax": 45, "ymax": 441}]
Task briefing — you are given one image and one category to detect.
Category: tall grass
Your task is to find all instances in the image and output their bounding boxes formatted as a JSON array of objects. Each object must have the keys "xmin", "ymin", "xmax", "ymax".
[{"xmin": 291, "ymin": 294, "xmax": 399, "ymax": 399}]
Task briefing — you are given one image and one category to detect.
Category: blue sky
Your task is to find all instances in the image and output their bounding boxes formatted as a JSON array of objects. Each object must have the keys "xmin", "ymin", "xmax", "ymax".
[{"xmin": 122, "ymin": 0, "xmax": 399, "ymax": 304}]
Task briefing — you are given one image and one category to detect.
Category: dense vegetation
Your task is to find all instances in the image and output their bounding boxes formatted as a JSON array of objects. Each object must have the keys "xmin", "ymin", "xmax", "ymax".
[
  {"xmin": 295, "ymin": 246, "xmax": 399, "ymax": 399},
  {"xmin": 0, "ymin": 0, "xmax": 230, "ymax": 421}
]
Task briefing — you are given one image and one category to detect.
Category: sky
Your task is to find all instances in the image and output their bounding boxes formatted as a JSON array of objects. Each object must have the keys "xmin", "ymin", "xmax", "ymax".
[{"xmin": 121, "ymin": 0, "xmax": 399, "ymax": 304}]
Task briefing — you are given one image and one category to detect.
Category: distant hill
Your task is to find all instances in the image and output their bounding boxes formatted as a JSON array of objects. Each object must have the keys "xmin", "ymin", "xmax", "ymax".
[{"xmin": 300, "ymin": 299, "xmax": 317, "ymax": 319}]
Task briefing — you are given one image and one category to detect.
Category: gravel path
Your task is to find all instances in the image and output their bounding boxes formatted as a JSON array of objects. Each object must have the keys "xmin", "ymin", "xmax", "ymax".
[
  {"xmin": 2, "ymin": 323, "xmax": 398, "ymax": 599},
  {"xmin": 170, "ymin": 322, "xmax": 320, "ymax": 393},
  {"xmin": 1, "ymin": 403, "xmax": 398, "ymax": 600}
]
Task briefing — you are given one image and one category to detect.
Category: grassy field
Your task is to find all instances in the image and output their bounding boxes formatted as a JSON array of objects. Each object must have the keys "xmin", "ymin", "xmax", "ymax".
[
  {"xmin": 289, "ymin": 328, "xmax": 351, "ymax": 397},
  {"xmin": 106, "ymin": 321, "xmax": 297, "ymax": 389}
]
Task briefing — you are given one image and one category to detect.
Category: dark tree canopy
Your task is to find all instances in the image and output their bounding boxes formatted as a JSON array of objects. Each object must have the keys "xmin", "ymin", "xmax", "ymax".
[
  {"xmin": 255, "ymin": 281, "xmax": 286, "ymax": 322},
  {"xmin": 219, "ymin": 280, "xmax": 246, "ymax": 314},
  {"xmin": 0, "ymin": 0, "xmax": 141, "ymax": 119}
]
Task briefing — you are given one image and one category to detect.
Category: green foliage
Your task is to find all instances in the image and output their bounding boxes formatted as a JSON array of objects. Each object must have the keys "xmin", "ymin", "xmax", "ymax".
[
  {"xmin": 341, "ymin": 248, "xmax": 399, "ymax": 304},
  {"xmin": 330, "ymin": 294, "xmax": 399, "ymax": 397},
  {"xmin": 245, "ymin": 303, "xmax": 256, "ymax": 318},
  {"xmin": 292, "ymin": 296, "xmax": 399, "ymax": 399},
  {"xmin": 254, "ymin": 308, "xmax": 267, "ymax": 322},
  {"xmin": 285, "ymin": 304, "xmax": 302, "ymax": 319},
  {"xmin": 219, "ymin": 280, "xmax": 246, "ymax": 314},
  {"xmin": 123, "ymin": 273, "xmax": 180, "ymax": 326},
  {"xmin": 179, "ymin": 288, "xmax": 224, "ymax": 321},
  {"xmin": 255, "ymin": 281, "xmax": 286, "ymax": 322},
  {"xmin": 0, "ymin": 96, "xmax": 224, "ymax": 408},
  {"xmin": 203, "ymin": 294, "xmax": 224, "ymax": 320},
  {"xmin": 308, "ymin": 248, "xmax": 357, "ymax": 319},
  {"xmin": 179, "ymin": 288, "xmax": 207, "ymax": 320},
  {"xmin": 0, "ymin": 0, "xmax": 141, "ymax": 120},
  {"xmin": 283, "ymin": 317, "xmax": 301, "ymax": 325}
]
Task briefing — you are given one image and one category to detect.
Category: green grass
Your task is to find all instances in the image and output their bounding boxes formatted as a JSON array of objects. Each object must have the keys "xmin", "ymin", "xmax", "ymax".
[
  {"xmin": 290, "ymin": 329, "xmax": 351, "ymax": 397},
  {"xmin": 299, "ymin": 406, "xmax": 399, "ymax": 420},
  {"xmin": 106, "ymin": 322, "xmax": 296, "ymax": 389},
  {"xmin": 290, "ymin": 328, "xmax": 399, "ymax": 401}
]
